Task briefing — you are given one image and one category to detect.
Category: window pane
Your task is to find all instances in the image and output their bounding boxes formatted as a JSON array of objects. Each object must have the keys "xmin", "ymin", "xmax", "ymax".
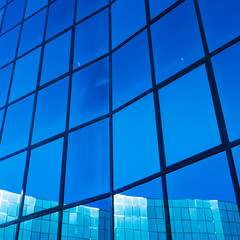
[
  {"xmin": 70, "ymin": 58, "xmax": 109, "ymax": 128},
  {"xmin": 76, "ymin": 0, "xmax": 108, "ymax": 22},
  {"xmin": 151, "ymin": 0, "xmax": 204, "ymax": 83},
  {"xmin": 0, "ymin": 95, "xmax": 34, "ymax": 157},
  {"xmin": 159, "ymin": 65, "xmax": 221, "ymax": 166},
  {"xmin": 25, "ymin": 0, "xmax": 48, "ymax": 18},
  {"xmin": 41, "ymin": 31, "xmax": 71, "ymax": 85},
  {"xmin": 198, "ymin": 0, "xmax": 240, "ymax": 51},
  {"xmin": 114, "ymin": 178, "xmax": 167, "ymax": 240},
  {"xmin": 0, "ymin": 152, "xmax": 26, "ymax": 223},
  {"xmin": 46, "ymin": 0, "xmax": 75, "ymax": 40},
  {"xmin": 231, "ymin": 145, "xmax": 240, "ymax": 186},
  {"xmin": 1, "ymin": 0, "xmax": 25, "ymax": 33},
  {"xmin": 9, "ymin": 47, "xmax": 41, "ymax": 102},
  {"xmin": 167, "ymin": 152, "xmax": 238, "ymax": 239},
  {"xmin": 73, "ymin": 9, "xmax": 108, "ymax": 69},
  {"xmin": 212, "ymin": 42, "xmax": 240, "ymax": 142},
  {"xmin": 149, "ymin": 0, "xmax": 177, "ymax": 19},
  {"xmin": 32, "ymin": 77, "xmax": 69, "ymax": 144},
  {"xmin": 113, "ymin": 93, "xmax": 160, "ymax": 189},
  {"xmin": 19, "ymin": 212, "xmax": 59, "ymax": 240},
  {"xmin": 0, "ymin": 26, "xmax": 20, "ymax": 68},
  {"xmin": 23, "ymin": 139, "xmax": 63, "ymax": 216},
  {"xmin": 64, "ymin": 119, "xmax": 110, "ymax": 204},
  {"xmin": 111, "ymin": 0, "xmax": 146, "ymax": 48},
  {"xmin": 18, "ymin": 9, "xmax": 46, "ymax": 56},
  {"xmin": 61, "ymin": 198, "xmax": 110, "ymax": 240},
  {"xmin": 0, "ymin": 225, "xmax": 17, "ymax": 240},
  {"xmin": 0, "ymin": 9, "xmax": 4, "ymax": 27},
  {"xmin": 112, "ymin": 30, "xmax": 152, "ymax": 109},
  {"xmin": 0, "ymin": 64, "xmax": 13, "ymax": 107}
]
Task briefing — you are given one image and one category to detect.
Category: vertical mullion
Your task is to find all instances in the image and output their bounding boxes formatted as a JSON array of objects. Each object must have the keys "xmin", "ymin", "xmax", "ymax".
[{"xmin": 144, "ymin": 0, "xmax": 172, "ymax": 239}]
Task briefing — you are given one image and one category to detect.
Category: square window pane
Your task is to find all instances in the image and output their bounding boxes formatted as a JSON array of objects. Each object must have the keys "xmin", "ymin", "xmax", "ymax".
[{"xmin": 0, "ymin": 225, "xmax": 17, "ymax": 240}]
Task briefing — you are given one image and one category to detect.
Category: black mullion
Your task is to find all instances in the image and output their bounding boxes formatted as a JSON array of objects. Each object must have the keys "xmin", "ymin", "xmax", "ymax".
[
  {"xmin": 144, "ymin": 0, "xmax": 172, "ymax": 239},
  {"xmin": 193, "ymin": 0, "xmax": 240, "ymax": 205}
]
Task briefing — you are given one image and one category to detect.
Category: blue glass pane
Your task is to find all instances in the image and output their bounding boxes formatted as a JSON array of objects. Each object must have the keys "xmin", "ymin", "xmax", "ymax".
[
  {"xmin": 64, "ymin": 119, "xmax": 110, "ymax": 204},
  {"xmin": 232, "ymin": 145, "xmax": 240, "ymax": 185},
  {"xmin": 212, "ymin": 42, "xmax": 240, "ymax": 142},
  {"xmin": 73, "ymin": 9, "xmax": 108, "ymax": 69},
  {"xmin": 76, "ymin": 0, "xmax": 108, "ymax": 22},
  {"xmin": 18, "ymin": 9, "xmax": 46, "ymax": 56},
  {"xmin": 112, "ymin": 30, "xmax": 152, "ymax": 109},
  {"xmin": 149, "ymin": 0, "xmax": 177, "ymax": 19},
  {"xmin": 198, "ymin": 0, "xmax": 240, "ymax": 51},
  {"xmin": 159, "ymin": 65, "xmax": 221, "ymax": 166},
  {"xmin": 25, "ymin": 0, "xmax": 48, "ymax": 18},
  {"xmin": 151, "ymin": 0, "xmax": 204, "ymax": 83},
  {"xmin": 111, "ymin": 0, "xmax": 146, "ymax": 48},
  {"xmin": 0, "ymin": 9, "xmax": 3, "ymax": 27},
  {"xmin": 24, "ymin": 139, "xmax": 63, "ymax": 215},
  {"xmin": 1, "ymin": 0, "xmax": 25, "ymax": 33},
  {"xmin": 9, "ymin": 47, "xmax": 41, "ymax": 102},
  {"xmin": 41, "ymin": 31, "xmax": 71, "ymax": 85},
  {"xmin": 0, "ymin": 95, "xmax": 34, "ymax": 157},
  {"xmin": 0, "ymin": 225, "xmax": 17, "ymax": 240},
  {"xmin": 46, "ymin": 0, "xmax": 75, "ymax": 40},
  {"xmin": 113, "ymin": 93, "xmax": 160, "ymax": 189},
  {"xmin": 0, "ymin": 26, "xmax": 20, "ymax": 68},
  {"xmin": 32, "ymin": 78, "xmax": 69, "ymax": 144},
  {"xmin": 0, "ymin": 64, "xmax": 13, "ymax": 107},
  {"xmin": 70, "ymin": 58, "xmax": 109, "ymax": 128},
  {"xmin": 0, "ymin": 0, "xmax": 6, "ymax": 8}
]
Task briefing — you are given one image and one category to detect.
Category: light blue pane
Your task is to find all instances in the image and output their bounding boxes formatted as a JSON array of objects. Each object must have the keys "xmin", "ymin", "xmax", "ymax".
[
  {"xmin": 32, "ymin": 77, "xmax": 69, "ymax": 143},
  {"xmin": 46, "ymin": 0, "xmax": 75, "ymax": 39},
  {"xmin": 198, "ymin": 0, "xmax": 240, "ymax": 51},
  {"xmin": 70, "ymin": 58, "xmax": 109, "ymax": 128},
  {"xmin": 41, "ymin": 31, "xmax": 71, "ymax": 85},
  {"xmin": 0, "ymin": 64, "xmax": 13, "ymax": 107},
  {"xmin": 76, "ymin": 0, "xmax": 108, "ymax": 22},
  {"xmin": 159, "ymin": 65, "xmax": 221, "ymax": 166},
  {"xmin": 0, "ymin": 95, "xmax": 34, "ymax": 157},
  {"xmin": 0, "ymin": 26, "xmax": 20, "ymax": 67},
  {"xmin": 9, "ymin": 47, "xmax": 41, "ymax": 102},
  {"xmin": 111, "ymin": 0, "xmax": 146, "ymax": 48},
  {"xmin": 113, "ymin": 93, "xmax": 160, "ymax": 189},
  {"xmin": 211, "ymin": 42, "xmax": 240, "ymax": 141},
  {"xmin": 1, "ymin": 0, "xmax": 25, "ymax": 33},
  {"xmin": 24, "ymin": 139, "xmax": 63, "ymax": 214},
  {"xmin": 25, "ymin": 0, "xmax": 48, "ymax": 18},
  {"xmin": 112, "ymin": 30, "xmax": 152, "ymax": 109},
  {"xmin": 167, "ymin": 152, "xmax": 236, "ymax": 203},
  {"xmin": 18, "ymin": 9, "xmax": 46, "ymax": 56},
  {"xmin": 73, "ymin": 9, "xmax": 108, "ymax": 69},
  {"xmin": 231, "ymin": 145, "xmax": 240, "ymax": 185},
  {"xmin": 0, "ymin": 225, "xmax": 17, "ymax": 240},
  {"xmin": 151, "ymin": 0, "xmax": 204, "ymax": 83},
  {"xmin": 65, "ymin": 119, "xmax": 110, "ymax": 204},
  {"xmin": 149, "ymin": 0, "xmax": 177, "ymax": 19}
]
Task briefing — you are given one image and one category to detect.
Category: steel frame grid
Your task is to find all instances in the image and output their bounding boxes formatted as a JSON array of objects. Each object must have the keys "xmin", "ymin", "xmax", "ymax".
[{"xmin": 0, "ymin": 0, "xmax": 238, "ymax": 239}]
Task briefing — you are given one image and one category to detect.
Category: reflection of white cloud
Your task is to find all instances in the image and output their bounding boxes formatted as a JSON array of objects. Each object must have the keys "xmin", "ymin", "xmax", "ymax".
[
  {"xmin": 77, "ymin": 62, "xmax": 81, "ymax": 67},
  {"xmin": 181, "ymin": 57, "xmax": 184, "ymax": 61},
  {"xmin": 95, "ymin": 77, "xmax": 108, "ymax": 87}
]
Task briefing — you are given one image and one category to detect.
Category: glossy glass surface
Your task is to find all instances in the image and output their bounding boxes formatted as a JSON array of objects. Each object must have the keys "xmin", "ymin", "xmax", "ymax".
[
  {"xmin": 0, "ymin": 26, "xmax": 20, "ymax": 68},
  {"xmin": 70, "ymin": 58, "xmax": 109, "ymax": 128},
  {"xmin": 0, "ymin": 64, "xmax": 13, "ymax": 107},
  {"xmin": 111, "ymin": 0, "xmax": 146, "ymax": 48},
  {"xmin": 112, "ymin": 31, "xmax": 152, "ymax": 109},
  {"xmin": 32, "ymin": 77, "xmax": 69, "ymax": 144},
  {"xmin": 151, "ymin": 0, "xmax": 204, "ymax": 83},
  {"xmin": 0, "ymin": 95, "xmax": 34, "ymax": 157},
  {"xmin": 41, "ymin": 31, "xmax": 71, "ymax": 85},
  {"xmin": 198, "ymin": 0, "xmax": 240, "ymax": 51},
  {"xmin": 159, "ymin": 65, "xmax": 221, "ymax": 166},
  {"xmin": 113, "ymin": 94, "xmax": 160, "ymax": 189},
  {"xmin": 212, "ymin": 42, "xmax": 240, "ymax": 142},
  {"xmin": 18, "ymin": 9, "xmax": 46, "ymax": 56},
  {"xmin": 231, "ymin": 145, "xmax": 240, "ymax": 184},
  {"xmin": 0, "ymin": 225, "xmax": 17, "ymax": 239},
  {"xmin": 25, "ymin": 0, "xmax": 48, "ymax": 18},
  {"xmin": 46, "ymin": 0, "xmax": 75, "ymax": 39},
  {"xmin": 10, "ymin": 47, "xmax": 41, "ymax": 102},
  {"xmin": 73, "ymin": 9, "xmax": 108, "ymax": 69},
  {"xmin": 65, "ymin": 119, "xmax": 110, "ymax": 204}
]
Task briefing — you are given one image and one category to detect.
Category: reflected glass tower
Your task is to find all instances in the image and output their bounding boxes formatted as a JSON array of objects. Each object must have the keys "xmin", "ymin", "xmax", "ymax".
[{"xmin": 0, "ymin": 0, "xmax": 240, "ymax": 239}]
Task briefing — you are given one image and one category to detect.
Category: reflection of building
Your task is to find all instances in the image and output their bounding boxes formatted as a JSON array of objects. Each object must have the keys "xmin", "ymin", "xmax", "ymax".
[{"xmin": 0, "ymin": 191, "xmax": 240, "ymax": 240}]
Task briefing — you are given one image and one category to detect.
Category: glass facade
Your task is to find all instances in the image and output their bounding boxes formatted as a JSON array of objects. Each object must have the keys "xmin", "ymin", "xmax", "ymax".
[{"xmin": 0, "ymin": 0, "xmax": 239, "ymax": 239}]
